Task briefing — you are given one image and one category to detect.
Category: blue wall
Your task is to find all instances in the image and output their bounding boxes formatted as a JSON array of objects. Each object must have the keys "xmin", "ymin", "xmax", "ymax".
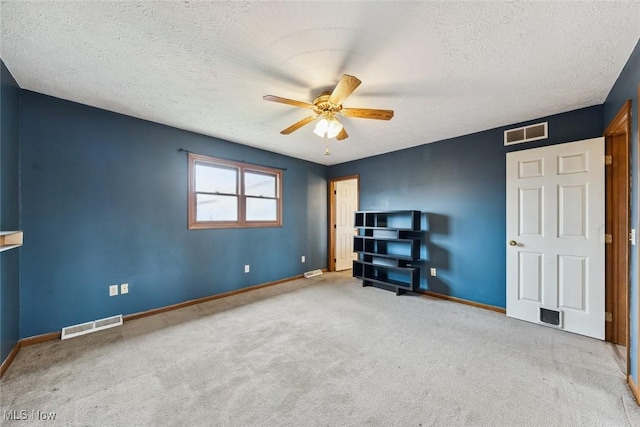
[
  {"xmin": 1, "ymin": 61, "xmax": 21, "ymax": 362},
  {"xmin": 19, "ymin": 91, "xmax": 327, "ymax": 337},
  {"xmin": 328, "ymin": 106, "xmax": 603, "ymax": 309},
  {"xmin": 603, "ymin": 38, "xmax": 640, "ymax": 386}
]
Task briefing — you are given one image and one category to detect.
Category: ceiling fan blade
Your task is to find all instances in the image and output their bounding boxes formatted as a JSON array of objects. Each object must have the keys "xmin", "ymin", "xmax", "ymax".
[
  {"xmin": 336, "ymin": 127, "xmax": 349, "ymax": 140},
  {"xmin": 341, "ymin": 108, "xmax": 394, "ymax": 120},
  {"xmin": 328, "ymin": 74, "xmax": 362, "ymax": 105},
  {"xmin": 263, "ymin": 95, "xmax": 314, "ymax": 109},
  {"xmin": 280, "ymin": 115, "xmax": 317, "ymax": 134}
]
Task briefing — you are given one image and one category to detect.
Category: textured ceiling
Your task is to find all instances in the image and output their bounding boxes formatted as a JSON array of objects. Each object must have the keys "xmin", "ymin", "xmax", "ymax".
[{"xmin": 1, "ymin": 1, "xmax": 639, "ymax": 165}]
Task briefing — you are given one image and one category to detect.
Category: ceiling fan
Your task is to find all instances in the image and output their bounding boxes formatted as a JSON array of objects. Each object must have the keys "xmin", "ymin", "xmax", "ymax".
[{"xmin": 263, "ymin": 74, "xmax": 394, "ymax": 140}]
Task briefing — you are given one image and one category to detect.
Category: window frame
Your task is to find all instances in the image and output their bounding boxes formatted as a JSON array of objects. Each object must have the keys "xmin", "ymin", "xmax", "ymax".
[{"xmin": 188, "ymin": 153, "xmax": 283, "ymax": 229}]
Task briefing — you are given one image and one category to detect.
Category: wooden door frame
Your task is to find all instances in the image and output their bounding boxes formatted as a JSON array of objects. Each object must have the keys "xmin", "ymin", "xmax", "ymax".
[
  {"xmin": 604, "ymin": 99, "xmax": 632, "ymax": 374},
  {"xmin": 328, "ymin": 175, "xmax": 360, "ymax": 272},
  {"xmin": 637, "ymin": 84, "xmax": 640, "ymax": 395}
]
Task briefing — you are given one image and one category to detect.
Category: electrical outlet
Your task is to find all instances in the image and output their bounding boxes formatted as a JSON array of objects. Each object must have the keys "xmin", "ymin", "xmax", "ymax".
[
  {"xmin": 109, "ymin": 285, "xmax": 118, "ymax": 296},
  {"xmin": 430, "ymin": 268, "xmax": 437, "ymax": 277},
  {"xmin": 301, "ymin": 256, "xmax": 305, "ymax": 263},
  {"xmin": 244, "ymin": 265, "xmax": 250, "ymax": 273},
  {"xmin": 120, "ymin": 283, "xmax": 129, "ymax": 294}
]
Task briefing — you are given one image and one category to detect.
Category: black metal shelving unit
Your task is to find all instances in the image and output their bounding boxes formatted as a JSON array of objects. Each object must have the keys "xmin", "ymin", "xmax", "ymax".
[{"xmin": 353, "ymin": 210, "xmax": 421, "ymax": 295}]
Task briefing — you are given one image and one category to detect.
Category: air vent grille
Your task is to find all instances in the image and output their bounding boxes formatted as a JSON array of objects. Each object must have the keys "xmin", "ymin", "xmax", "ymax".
[
  {"xmin": 61, "ymin": 315, "xmax": 123, "ymax": 340},
  {"xmin": 63, "ymin": 322, "xmax": 94, "ymax": 336},
  {"xmin": 94, "ymin": 315, "xmax": 122, "ymax": 329},
  {"xmin": 504, "ymin": 122, "xmax": 548, "ymax": 146},
  {"xmin": 304, "ymin": 269, "xmax": 323, "ymax": 278},
  {"xmin": 506, "ymin": 128, "xmax": 525, "ymax": 144}
]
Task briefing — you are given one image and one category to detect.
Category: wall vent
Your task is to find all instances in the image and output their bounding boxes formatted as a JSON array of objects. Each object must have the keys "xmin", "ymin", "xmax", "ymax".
[
  {"xmin": 61, "ymin": 314, "xmax": 123, "ymax": 340},
  {"xmin": 504, "ymin": 122, "xmax": 548, "ymax": 146},
  {"xmin": 304, "ymin": 269, "xmax": 323, "ymax": 278}
]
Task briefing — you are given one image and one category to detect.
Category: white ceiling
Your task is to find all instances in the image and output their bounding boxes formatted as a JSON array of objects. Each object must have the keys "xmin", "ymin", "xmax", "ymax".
[{"xmin": 1, "ymin": 1, "xmax": 639, "ymax": 166}]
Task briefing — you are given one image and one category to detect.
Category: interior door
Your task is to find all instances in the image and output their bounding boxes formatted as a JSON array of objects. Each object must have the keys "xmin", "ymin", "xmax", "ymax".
[
  {"xmin": 506, "ymin": 137, "xmax": 605, "ymax": 339},
  {"xmin": 335, "ymin": 179, "xmax": 358, "ymax": 271}
]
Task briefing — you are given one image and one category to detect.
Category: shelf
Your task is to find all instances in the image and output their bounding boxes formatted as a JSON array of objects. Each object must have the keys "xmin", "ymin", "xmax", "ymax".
[
  {"xmin": 0, "ymin": 231, "xmax": 23, "ymax": 253},
  {"xmin": 354, "ymin": 236, "xmax": 420, "ymax": 260},
  {"xmin": 355, "ymin": 260, "xmax": 419, "ymax": 272},
  {"xmin": 355, "ymin": 235, "xmax": 418, "ymax": 243},
  {"xmin": 354, "ymin": 274, "xmax": 415, "ymax": 291},
  {"xmin": 354, "ymin": 210, "xmax": 421, "ymax": 231},
  {"xmin": 353, "ymin": 262, "xmax": 418, "ymax": 296},
  {"xmin": 357, "ymin": 226, "xmax": 420, "ymax": 232},
  {"xmin": 356, "ymin": 251, "xmax": 416, "ymax": 262}
]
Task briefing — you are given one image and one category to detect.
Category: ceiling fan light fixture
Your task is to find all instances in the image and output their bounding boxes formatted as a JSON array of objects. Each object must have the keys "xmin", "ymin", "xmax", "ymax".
[
  {"xmin": 313, "ymin": 118, "xmax": 329, "ymax": 137},
  {"xmin": 314, "ymin": 116, "xmax": 343, "ymax": 139},
  {"xmin": 326, "ymin": 118, "xmax": 343, "ymax": 139}
]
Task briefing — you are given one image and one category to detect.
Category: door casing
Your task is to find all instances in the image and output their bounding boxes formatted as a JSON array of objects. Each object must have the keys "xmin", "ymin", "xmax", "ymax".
[
  {"xmin": 328, "ymin": 175, "xmax": 359, "ymax": 272},
  {"xmin": 603, "ymin": 100, "xmax": 631, "ymax": 368}
]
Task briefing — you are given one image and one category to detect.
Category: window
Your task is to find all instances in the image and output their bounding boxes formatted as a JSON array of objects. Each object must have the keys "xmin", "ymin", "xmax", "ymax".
[{"xmin": 188, "ymin": 153, "xmax": 282, "ymax": 229}]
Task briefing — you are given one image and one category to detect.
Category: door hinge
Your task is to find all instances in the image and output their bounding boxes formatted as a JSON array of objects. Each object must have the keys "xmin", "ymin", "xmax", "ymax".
[
  {"xmin": 334, "ymin": 224, "xmax": 337, "ymax": 229},
  {"xmin": 605, "ymin": 312, "xmax": 613, "ymax": 322},
  {"xmin": 605, "ymin": 234, "xmax": 613, "ymax": 244},
  {"xmin": 605, "ymin": 155, "xmax": 613, "ymax": 165}
]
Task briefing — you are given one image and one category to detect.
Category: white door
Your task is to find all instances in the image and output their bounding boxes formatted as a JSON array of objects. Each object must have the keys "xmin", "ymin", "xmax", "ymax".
[
  {"xmin": 335, "ymin": 179, "xmax": 358, "ymax": 271},
  {"xmin": 506, "ymin": 137, "xmax": 605, "ymax": 339}
]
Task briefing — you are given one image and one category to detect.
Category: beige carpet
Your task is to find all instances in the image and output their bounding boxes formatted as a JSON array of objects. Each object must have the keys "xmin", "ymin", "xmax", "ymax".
[{"xmin": 1, "ymin": 271, "xmax": 639, "ymax": 426}]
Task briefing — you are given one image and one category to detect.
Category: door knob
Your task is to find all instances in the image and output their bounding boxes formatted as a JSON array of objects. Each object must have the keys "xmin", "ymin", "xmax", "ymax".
[{"xmin": 509, "ymin": 240, "xmax": 518, "ymax": 246}]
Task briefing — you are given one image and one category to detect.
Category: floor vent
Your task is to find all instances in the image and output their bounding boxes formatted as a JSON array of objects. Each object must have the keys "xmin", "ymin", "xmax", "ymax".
[
  {"xmin": 61, "ymin": 315, "xmax": 123, "ymax": 340},
  {"xmin": 304, "ymin": 269, "xmax": 323, "ymax": 278},
  {"xmin": 504, "ymin": 122, "xmax": 548, "ymax": 146}
]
